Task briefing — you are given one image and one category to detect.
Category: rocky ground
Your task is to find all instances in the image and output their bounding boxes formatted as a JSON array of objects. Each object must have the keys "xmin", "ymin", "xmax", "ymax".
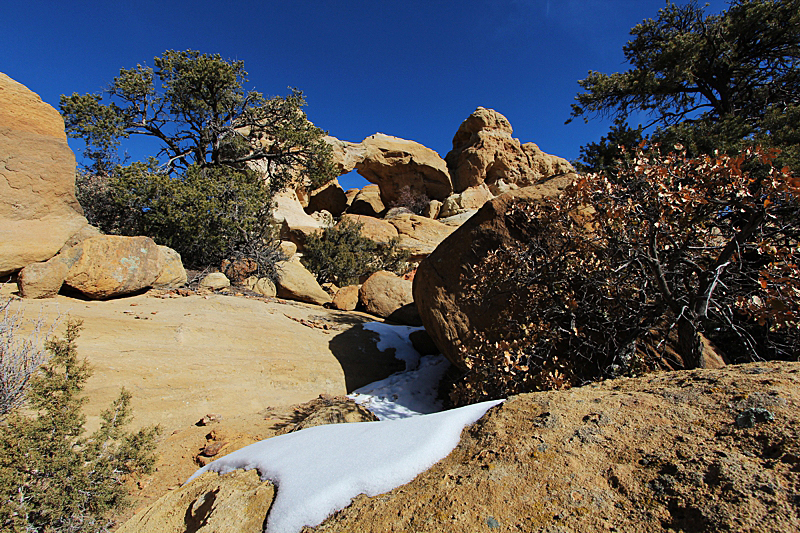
[{"xmin": 313, "ymin": 361, "xmax": 800, "ymax": 533}]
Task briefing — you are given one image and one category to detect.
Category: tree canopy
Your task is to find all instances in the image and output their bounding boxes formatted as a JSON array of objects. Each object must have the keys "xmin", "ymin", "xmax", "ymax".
[
  {"xmin": 61, "ymin": 49, "xmax": 333, "ymax": 190},
  {"xmin": 570, "ymin": 0, "xmax": 800, "ymax": 171}
]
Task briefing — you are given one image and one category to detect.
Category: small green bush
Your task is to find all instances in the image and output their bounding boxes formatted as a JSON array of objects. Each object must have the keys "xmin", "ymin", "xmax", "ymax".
[
  {"xmin": 302, "ymin": 218, "xmax": 409, "ymax": 286},
  {"xmin": 0, "ymin": 320, "xmax": 160, "ymax": 533}
]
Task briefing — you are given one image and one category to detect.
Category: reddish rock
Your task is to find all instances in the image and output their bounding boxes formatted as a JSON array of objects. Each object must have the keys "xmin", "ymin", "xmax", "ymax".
[{"xmin": 413, "ymin": 177, "xmax": 575, "ymax": 369}]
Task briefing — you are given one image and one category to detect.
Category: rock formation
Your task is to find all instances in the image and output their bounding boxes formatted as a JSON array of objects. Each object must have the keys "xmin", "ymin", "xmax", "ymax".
[
  {"xmin": 413, "ymin": 176, "xmax": 576, "ymax": 369},
  {"xmin": 275, "ymin": 260, "xmax": 332, "ymax": 305},
  {"xmin": 117, "ymin": 361, "xmax": 800, "ymax": 532},
  {"xmin": 385, "ymin": 213, "xmax": 457, "ymax": 261},
  {"xmin": 445, "ymin": 107, "xmax": 574, "ymax": 193},
  {"xmin": 0, "ymin": 72, "xmax": 89, "ymax": 275},
  {"xmin": 359, "ymin": 271, "xmax": 420, "ymax": 326}
]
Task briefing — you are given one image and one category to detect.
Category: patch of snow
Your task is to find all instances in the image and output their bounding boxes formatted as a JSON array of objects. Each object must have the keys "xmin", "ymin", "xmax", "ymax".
[
  {"xmin": 349, "ymin": 354, "xmax": 450, "ymax": 419},
  {"xmin": 186, "ymin": 399, "xmax": 504, "ymax": 533},
  {"xmin": 362, "ymin": 321, "xmax": 424, "ymax": 367},
  {"xmin": 352, "ymin": 321, "xmax": 451, "ymax": 419}
]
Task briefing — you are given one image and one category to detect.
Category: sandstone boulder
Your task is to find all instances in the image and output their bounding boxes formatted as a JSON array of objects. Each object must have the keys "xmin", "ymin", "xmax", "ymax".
[
  {"xmin": 413, "ymin": 176, "xmax": 575, "ymax": 368},
  {"xmin": 386, "ymin": 213, "xmax": 457, "ymax": 260},
  {"xmin": 272, "ymin": 189, "xmax": 326, "ymax": 240},
  {"xmin": 62, "ymin": 236, "xmax": 164, "ymax": 299},
  {"xmin": 276, "ymin": 260, "xmax": 332, "ymax": 305},
  {"xmin": 306, "ymin": 179, "xmax": 348, "ymax": 216},
  {"xmin": 445, "ymin": 107, "xmax": 573, "ymax": 193},
  {"xmin": 346, "ymin": 184, "xmax": 385, "ymax": 217},
  {"xmin": 152, "ymin": 246, "xmax": 187, "ymax": 289},
  {"xmin": 199, "ymin": 272, "xmax": 231, "ymax": 290},
  {"xmin": 355, "ymin": 133, "xmax": 452, "ymax": 205},
  {"xmin": 339, "ymin": 214, "xmax": 398, "ymax": 243},
  {"xmin": 359, "ymin": 271, "xmax": 421, "ymax": 326},
  {"xmin": 324, "ymin": 135, "xmax": 368, "ymax": 175},
  {"xmin": 17, "ymin": 258, "xmax": 70, "ymax": 299},
  {"xmin": 243, "ymin": 276, "xmax": 277, "ymax": 297},
  {"xmin": 331, "ymin": 284, "xmax": 360, "ymax": 311},
  {"xmin": 0, "ymin": 73, "xmax": 89, "ymax": 275}
]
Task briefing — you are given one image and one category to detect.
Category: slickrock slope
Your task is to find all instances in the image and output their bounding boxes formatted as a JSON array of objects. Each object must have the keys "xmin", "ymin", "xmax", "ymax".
[
  {"xmin": 1, "ymin": 284, "xmax": 404, "ymax": 435},
  {"xmin": 316, "ymin": 362, "xmax": 800, "ymax": 533}
]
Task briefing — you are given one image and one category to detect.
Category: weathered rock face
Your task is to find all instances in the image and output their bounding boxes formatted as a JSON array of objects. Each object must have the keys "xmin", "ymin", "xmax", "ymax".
[
  {"xmin": 439, "ymin": 183, "xmax": 494, "ymax": 218},
  {"xmin": 0, "ymin": 72, "xmax": 89, "ymax": 275},
  {"xmin": 413, "ymin": 176, "xmax": 575, "ymax": 368},
  {"xmin": 275, "ymin": 260, "xmax": 332, "ymax": 305},
  {"xmin": 324, "ymin": 135, "xmax": 368, "ymax": 175},
  {"xmin": 445, "ymin": 107, "xmax": 574, "ymax": 193},
  {"xmin": 117, "ymin": 469, "xmax": 274, "ymax": 533},
  {"xmin": 272, "ymin": 189, "xmax": 326, "ymax": 240},
  {"xmin": 359, "ymin": 271, "xmax": 421, "ymax": 326},
  {"xmin": 306, "ymin": 178, "xmax": 348, "ymax": 216},
  {"xmin": 339, "ymin": 214, "xmax": 398, "ymax": 244},
  {"xmin": 356, "ymin": 133, "xmax": 453, "ymax": 205},
  {"xmin": 386, "ymin": 213, "xmax": 457, "ymax": 261},
  {"xmin": 346, "ymin": 184, "xmax": 386, "ymax": 217},
  {"xmin": 331, "ymin": 284, "xmax": 360, "ymax": 311},
  {"xmin": 314, "ymin": 361, "xmax": 800, "ymax": 533},
  {"xmin": 62, "ymin": 236, "xmax": 166, "ymax": 299}
]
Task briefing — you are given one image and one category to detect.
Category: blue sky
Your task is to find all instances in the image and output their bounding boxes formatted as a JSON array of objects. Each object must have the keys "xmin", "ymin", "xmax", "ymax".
[{"xmin": 3, "ymin": 0, "xmax": 729, "ymax": 189}]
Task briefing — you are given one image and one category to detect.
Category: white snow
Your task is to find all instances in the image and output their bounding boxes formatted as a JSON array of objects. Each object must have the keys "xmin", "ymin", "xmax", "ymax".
[
  {"xmin": 349, "ymin": 354, "xmax": 450, "ymax": 419},
  {"xmin": 349, "ymin": 322, "xmax": 450, "ymax": 419},
  {"xmin": 186, "ymin": 399, "xmax": 503, "ymax": 533}
]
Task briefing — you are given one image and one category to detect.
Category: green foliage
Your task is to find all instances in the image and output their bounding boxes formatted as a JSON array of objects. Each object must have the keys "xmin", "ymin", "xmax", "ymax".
[
  {"xmin": 0, "ymin": 321, "xmax": 160, "ymax": 532},
  {"xmin": 80, "ymin": 160, "xmax": 284, "ymax": 275},
  {"xmin": 61, "ymin": 49, "xmax": 335, "ymax": 189},
  {"xmin": 302, "ymin": 218, "xmax": 409, "ymax": 286},
  {"xmin": 453, "ymin": 147, "xmax": 800, "ymax": 405},
  {"xmin": 570, "ymin": 0, "xmax": 800, "ymax": 172}
]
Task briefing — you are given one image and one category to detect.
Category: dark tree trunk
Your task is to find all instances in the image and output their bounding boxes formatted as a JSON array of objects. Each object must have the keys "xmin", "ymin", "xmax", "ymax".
[{"xmin": 676, "ymin": 313, "xmax": 702, "ymax": 369}]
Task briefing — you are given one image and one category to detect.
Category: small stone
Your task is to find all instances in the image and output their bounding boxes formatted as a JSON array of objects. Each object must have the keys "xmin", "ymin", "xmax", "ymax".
[
  {"xmin": 735, "ymin": 407, "xmax": 775, "ymax": 428},
  {"xmin": 487, "ymin": 517, "xmax": 501, "ymax": 529}
]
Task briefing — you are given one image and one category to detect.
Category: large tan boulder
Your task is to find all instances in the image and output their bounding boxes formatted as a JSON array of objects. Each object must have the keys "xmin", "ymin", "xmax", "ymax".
[
  {"xmin": 275, "ymin": 260, "xmax": 332, "ymax": 305},
  {"xmin": 445, "ymin": 107, "xmax": 574, "ymax": 193},
  {"xmin": 355, "ymin": 133, "xmax": 453, "ymax": 205},
  {"xmin": 331, "ymin": 284, "xmax": 360, "ymax": 311},
  {"xmin": 359, "ymin": 271, "xmax": 421, "ymax": 325},
  {"xmin": 152, "ymin": 246, "xmax": 187, "ymax": 289},
  {"xmin": 386, "ymin": 213, "xmax": 457, "ymax": 260},
  {"xmin": 17, "ymin": 258, "xmax": 71, "ymax": 299},
  {"xmin": 413, "ymin": 176, "xmax": 575, "ymax": 369},
  {"xmin": 63, "ymin": 235, "xmax": 164, "ymax": 299},
  {"xmin": 0, "ymin": 73, "xmax": 89, "ymax": 275},
  {"xmin": 439, "ymin": 183, "xmax": 494, "ymax": 218},
  {"xmin": 339, "ymin": 214, "xmax": 398, "ymax": 244},
  {"xmin": 346, "ymin": 184, "xmax": 385, "ymax": 217}
]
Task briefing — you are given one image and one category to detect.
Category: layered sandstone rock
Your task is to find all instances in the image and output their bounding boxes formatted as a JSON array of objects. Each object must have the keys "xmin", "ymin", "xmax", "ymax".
[
  {"xmin": 386, "ymin": 213, "xmax": 457, "ymax": 260},
  {"xmin": 346, "ymin": 184, "xmax": 385, "ymax": 217},
  {"xmin": 413, "ymin": 176, "xmax": 575, "ymax": 368},
  {"xmin": 339, "ymin": 214, "xmax": 398, "ymax": 243},
  {"xmin": 0, "ymin": 72, "xmax": 89, "ymax": 275},
  {"xmin": 356, "ymin": 133, "xmax": 452, "ymax": 206},
  {"xmin": 445, "ymin": 107, "xmax": 574, "ymax": 193}
]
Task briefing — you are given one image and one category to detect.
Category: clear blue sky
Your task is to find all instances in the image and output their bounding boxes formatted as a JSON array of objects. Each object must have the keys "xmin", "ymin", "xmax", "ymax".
[{"xmin": 3, "ymin": 0, "xmax": 729, "ymax": 189}]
